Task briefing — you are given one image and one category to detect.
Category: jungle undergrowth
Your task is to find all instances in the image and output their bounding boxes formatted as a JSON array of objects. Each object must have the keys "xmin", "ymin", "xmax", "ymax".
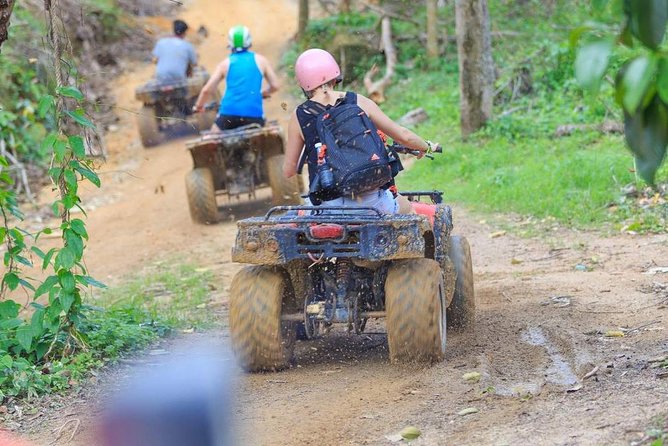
[
  {"xmin": 0, "ymin": 0, "xmax": 181, "ymax": 403},
  {"xmin": 292, "ymin": 0, "xmax": 667, "ymax": 233}
]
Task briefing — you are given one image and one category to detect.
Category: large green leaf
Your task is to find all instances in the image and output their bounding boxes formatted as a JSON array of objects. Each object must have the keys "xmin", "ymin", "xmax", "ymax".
[
  {"xmin": 70, "ymin": 219, "xmax": 88, "ymax": 239},
  {"xmin": 0, "ymin": 300, "xmax": 20, "ymax": 319},
  {"xmin": 68, "ymin": 135, "xmax": 86, "ymax": 158},
  {"xmin": 624, "ymin": 96, "xmax": 668, "ymax": 184},
  {"xmin": 656, "ymin": 57, "xmax": 668, "ymax": 103},
  {"xmin": 58, "ymin": 270, "xmax": 76, "ymax": 293},
  {"xmin": 629, "ymin": 0, "xmax": 668, "ymax": 49},
  {"xmin": 55, "ymin": 246, "xmax": 76, "ymax": 269},
  {"xmin": 59, "ymin": 292, "xmax": 75, "ymax": 313},
  {"xmin": 619, "ymin": 55, "xmax": 657, "ymax": 113},
  {"xmin": 35, "ymin": 275, "xmax": 59, "ymax": 298},
  {"xmin": 57, "ymin": 86, "xmax": 85, "ymax": 101},
  {"xmin": 2, "ymin": 272, "xmax": 19, "ymax": 291},
  {"xmin": 75, "ymin": 275, "xmax": 106, "ymax": 289},
  {"xmin": 64, "ymin": 109, "xmax": 94, "ymax": 128},
  {"xmin": 16, "ymin": 325, "xmax": 33, "ymax": 352},
  {"xmin": 64, "ymin": 229, "xmax": 84, "ymax": 260},
  {"xmin": 30, "ymin": 308, "xmax": 45, "ymax": 339},
  {"xmin": 575, "ymin": 40, "xmax": 613, "ymax": 94},
  {"xmin": 0, "ymin": 354, "xmax": 12, "ymax": 370}
]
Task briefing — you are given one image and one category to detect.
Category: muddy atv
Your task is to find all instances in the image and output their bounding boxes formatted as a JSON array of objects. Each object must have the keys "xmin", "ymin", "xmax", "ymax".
[
  {"xmin": 134, "ymin": 67, "xmax": 219, "ymax": 147},
  {"xmin": 228, "ymin": 156, "xmax": 475, "ymax": 371},
  {"xmin": 184, "ymin": 121, "xmax": 303, "ymax": 224}
]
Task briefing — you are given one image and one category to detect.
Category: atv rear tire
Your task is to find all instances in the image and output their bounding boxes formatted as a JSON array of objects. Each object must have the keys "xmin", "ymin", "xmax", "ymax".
[
  {"xmin": 385, "ymin": 258, "xmax": 446, "ymax": 363},
  {"xmin": 267, "ymin": 154, "xmax": 303, "ymax": 205},
  {"xmin": 446, "ymin": 236, "xmax": 475, "ymax": 331},
  {"xmin": 229, "ymin": 266, "xmax": 297, "ymax": 371},
  {"xmin": 137, "ymin": 105, "xmax": 160, "ymax": 147},
  {"xmin": 185, "ymin": 168, "xmax": 218, "ymax": 224}
]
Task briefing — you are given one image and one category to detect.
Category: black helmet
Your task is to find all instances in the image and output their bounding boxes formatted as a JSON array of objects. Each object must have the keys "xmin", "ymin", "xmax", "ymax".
[{"xmin": 173, "ymin": 20, "xmax": 188, "ymax": 36}]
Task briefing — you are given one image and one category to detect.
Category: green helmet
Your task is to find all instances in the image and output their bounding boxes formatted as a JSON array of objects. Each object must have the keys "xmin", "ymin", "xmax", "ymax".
[{"xmin": 228, "ymin": 25, "xmax": 251, "ymax": 52}]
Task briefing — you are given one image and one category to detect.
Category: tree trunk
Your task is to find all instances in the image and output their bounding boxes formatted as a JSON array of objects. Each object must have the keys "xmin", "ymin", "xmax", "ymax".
[
  {"xmin": 426, "ymin": 0, "xmax": 438, "ymax": 59},
  {"xmin": 298, "ymin": 0, "xmax": 309, "ymax": 39},
  {"xmin": 455, "ymin": 0, "xmax": 494, "ymax": 137},
  {"xmin": 341, "ymin": 0, "xmax": 352, "ymax": 13},
  {"xmin": 0, "ymin": 0, "xmax": 15, "ymax": 53}
]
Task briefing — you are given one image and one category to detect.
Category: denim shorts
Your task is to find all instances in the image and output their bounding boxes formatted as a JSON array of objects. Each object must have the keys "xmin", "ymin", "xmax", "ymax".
[{"xmin": 305, "ymin": 189, "xmax": 398, "ymax": 215}]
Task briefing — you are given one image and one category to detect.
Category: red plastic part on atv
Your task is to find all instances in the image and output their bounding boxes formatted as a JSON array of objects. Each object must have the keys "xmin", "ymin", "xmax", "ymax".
[{"xmin": 411, "ymin": 201, "xmax": 436, "ymax": 226}]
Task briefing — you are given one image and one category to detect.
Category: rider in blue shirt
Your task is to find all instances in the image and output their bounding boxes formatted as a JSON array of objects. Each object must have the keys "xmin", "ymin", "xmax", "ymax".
[{"xmin": 194, "ymin": 26, "xmax": 280, "ymax": 130}]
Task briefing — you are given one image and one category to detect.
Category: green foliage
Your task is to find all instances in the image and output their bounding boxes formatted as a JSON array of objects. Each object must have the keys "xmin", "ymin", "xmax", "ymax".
[
  {"xmin": 293, "ymin": 1, "xmax": 666, "ymax": 231},
  {"xmin": 0, "ymin": 261, "xmax": 214, "ymax": 400},
  {"xmin": 98, "ymin": 263, "xmax": 217, "ymax": 330},
  {"xmin": 0, "ymin": 80, "xmax": 106, "ymax": 400},
  {"xmin": 0, "ymin": 302, "xmax": 169, "ymax": 400},
  {"xmin": 573, "ymin": 0, "xmax": 668, "ymax": 184}
]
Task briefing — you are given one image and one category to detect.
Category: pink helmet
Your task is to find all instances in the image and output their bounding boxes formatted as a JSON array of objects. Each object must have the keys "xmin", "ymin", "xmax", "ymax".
[{"xmin": 294, "ymin": 49, "xmax": 341, "ymax": 91}]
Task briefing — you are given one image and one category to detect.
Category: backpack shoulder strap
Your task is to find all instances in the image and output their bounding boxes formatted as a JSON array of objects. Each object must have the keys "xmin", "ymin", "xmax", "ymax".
[{"xmin": 299, "ymin": 99, "xmax": 327, "ymax": 116}]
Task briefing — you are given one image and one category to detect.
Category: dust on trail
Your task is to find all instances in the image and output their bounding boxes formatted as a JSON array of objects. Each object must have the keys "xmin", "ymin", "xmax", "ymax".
[
  {"xmin": 51, "ymin": 0, "xmax": 300, "ymax": 284},
  {"xmin": 18, "ymin": 0, "xmax": 668, "ymax": 445}
]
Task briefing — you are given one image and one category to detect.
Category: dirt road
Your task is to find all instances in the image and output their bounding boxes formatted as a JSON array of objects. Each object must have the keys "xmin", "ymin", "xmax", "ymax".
[{"xmin": 19, "ymin": 0, "xmax": 668, "ymax": 445}]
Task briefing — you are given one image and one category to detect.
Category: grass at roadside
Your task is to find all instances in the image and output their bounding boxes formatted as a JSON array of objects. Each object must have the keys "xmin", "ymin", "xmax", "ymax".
[
  {"xmin": 384, "ymin": 71, "xmax": 643, "ymax": 228},
  {"xmin": 0, "ymin": 263, "xmax": 215, "ymax": 401}
]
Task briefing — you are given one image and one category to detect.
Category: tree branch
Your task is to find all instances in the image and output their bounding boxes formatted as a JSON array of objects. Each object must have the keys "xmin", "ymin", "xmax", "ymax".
[
  {"xmin": 0, "ymin": 0, "xmax": 15, "ymax": 52},
  {"xmin": 364, "ymin": 16, "xmax": 396, "ymax": 103}
]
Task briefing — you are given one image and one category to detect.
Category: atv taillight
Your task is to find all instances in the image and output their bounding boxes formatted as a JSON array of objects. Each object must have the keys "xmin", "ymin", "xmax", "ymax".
[{"xmin": 309, "ymin": 224, "xmax": 344, "ymax": 240}]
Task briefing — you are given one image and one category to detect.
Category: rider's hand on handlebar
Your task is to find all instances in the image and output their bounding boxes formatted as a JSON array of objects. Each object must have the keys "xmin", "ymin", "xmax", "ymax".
[{"xmin": 425, "ymin": 140, "xmax": 442, "ymax": 155}]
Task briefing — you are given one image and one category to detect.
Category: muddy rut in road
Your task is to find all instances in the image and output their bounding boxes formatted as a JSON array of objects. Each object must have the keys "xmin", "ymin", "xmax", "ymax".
[{"xmin": 22, "ymin": 0, "xmax": 668, "ymax": 444}]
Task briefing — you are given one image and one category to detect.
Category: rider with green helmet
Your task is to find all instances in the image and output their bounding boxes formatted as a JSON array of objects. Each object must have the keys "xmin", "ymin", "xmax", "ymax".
[{"xmin": 194, "ymin": 25, "xmax": 280, "ymax": 130}]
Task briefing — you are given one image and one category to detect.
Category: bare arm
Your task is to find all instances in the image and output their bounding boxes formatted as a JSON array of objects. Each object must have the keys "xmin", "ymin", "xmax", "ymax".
[
  {"xmin": 356, "ymin": 94, "xmax": 431, "ymax": 153},
  {"xmin": 194, "ymin": 58, "xmax": 229, "ymax": 110},
  {"xmin": 256, "ymin": 54, "xmax": 280, "ymax": 98},
  {"xmin": 284, "ymin": 111, "xmax": 304, "ymax": 178}
]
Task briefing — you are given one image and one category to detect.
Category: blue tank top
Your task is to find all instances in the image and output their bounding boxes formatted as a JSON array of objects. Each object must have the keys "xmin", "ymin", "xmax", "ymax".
[{"xmin": 219, "ymin": 51, "xmax": 264, "ymax": 118}]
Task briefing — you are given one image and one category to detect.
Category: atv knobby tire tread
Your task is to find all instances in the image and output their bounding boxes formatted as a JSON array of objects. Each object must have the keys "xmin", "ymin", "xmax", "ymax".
[
  {"xmin": 185, "ymin": 168, "xmax": 218, "ymax": 224},
  {"xmin": 446, "ymin": 236, "xmax": 475, "ymax": 331},
  {"xmin": 229, "ymin": 266, "xmax": 296, "ymax": 371},
  {"xmin": 267, "ymin": 154, "xmax": 303, "ymax": 205},
  {"xmin": 385, "ymin": 258, "xmax": 446, "ymax": 363},
  {"xmin": 137, "ymin": 105, "xmax": 160, "ymax": 147}
]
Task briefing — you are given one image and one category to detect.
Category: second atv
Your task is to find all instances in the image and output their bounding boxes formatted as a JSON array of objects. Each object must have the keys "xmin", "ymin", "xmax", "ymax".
[{"xmin": 184, "ymin": 121, "xmax": 303, "ymax": 224}]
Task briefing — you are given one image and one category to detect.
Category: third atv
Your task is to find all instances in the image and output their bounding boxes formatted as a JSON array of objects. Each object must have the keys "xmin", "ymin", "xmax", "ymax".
[{"xmin": 134, "ymin": 67, "xmax": 219, "ymax": 147}]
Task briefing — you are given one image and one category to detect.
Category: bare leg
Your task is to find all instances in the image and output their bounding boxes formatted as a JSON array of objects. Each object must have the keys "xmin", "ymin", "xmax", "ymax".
[{"xmin": 396, "ymin": 194, "xmax": 415, "ymax": 214}]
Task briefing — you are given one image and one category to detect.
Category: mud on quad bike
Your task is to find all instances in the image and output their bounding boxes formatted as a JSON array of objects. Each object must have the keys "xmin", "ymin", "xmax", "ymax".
[
  {"xmin": 228, "ymin": 146, "xmax": 475, "ymax": 372},
  {"xmin": 184, "ymin": 120, "xmax": 304, "ymax": 224},
  {"xmin": 134, "ymin": 67, "xmax": 219, "ymax": 147}
]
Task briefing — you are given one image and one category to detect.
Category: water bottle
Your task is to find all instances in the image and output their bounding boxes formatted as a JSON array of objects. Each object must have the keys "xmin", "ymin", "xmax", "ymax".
[{"xmin": 316, "ymin": 143, "xmax": 336, "ymax": 192}]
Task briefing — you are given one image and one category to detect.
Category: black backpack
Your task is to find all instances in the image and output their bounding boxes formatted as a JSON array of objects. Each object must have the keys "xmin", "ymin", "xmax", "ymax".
[{"xmin": 300, "ymin": 96, "xmax": 393, "ymax": 203}]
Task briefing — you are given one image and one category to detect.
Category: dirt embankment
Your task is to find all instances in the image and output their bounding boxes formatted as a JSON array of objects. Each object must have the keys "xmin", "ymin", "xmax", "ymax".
[{"xmin": 10, "ymin": 0, "xmax": 668, "ymax": 445}]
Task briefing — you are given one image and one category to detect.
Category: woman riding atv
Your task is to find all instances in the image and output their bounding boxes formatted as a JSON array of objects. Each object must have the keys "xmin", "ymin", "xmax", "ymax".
[{"xmin": 283, "ymin": 48, "xmax": 440, "ymax": 214}]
